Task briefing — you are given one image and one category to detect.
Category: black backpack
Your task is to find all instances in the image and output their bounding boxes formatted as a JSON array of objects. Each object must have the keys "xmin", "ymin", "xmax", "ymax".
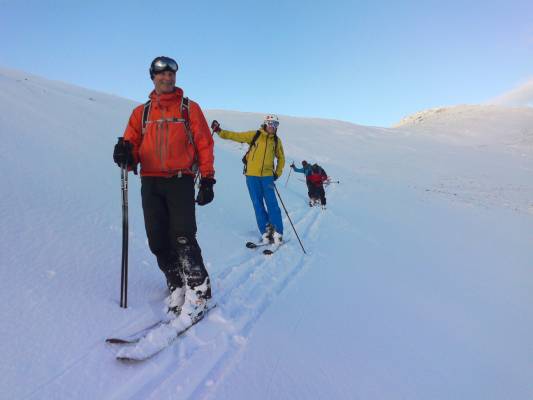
[{"xmin": 312, "ymin": 163, "xmax": 327, "ymax": 177}]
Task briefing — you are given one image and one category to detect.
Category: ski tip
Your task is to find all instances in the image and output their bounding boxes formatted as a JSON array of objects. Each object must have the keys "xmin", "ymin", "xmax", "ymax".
[
  {"xmin": 263, "ymin": 249, "xmax": 274, "ymax": 255},
  {"xmin": 106, "ymin": 338, "xmax": 133, "ymax": 344},
  {"xmin": 116, "ymin": 356, "xmax": 141, "ymax": 362}
]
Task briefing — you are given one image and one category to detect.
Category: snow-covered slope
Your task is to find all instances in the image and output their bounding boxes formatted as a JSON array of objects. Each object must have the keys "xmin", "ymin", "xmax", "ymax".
[
  {"xmin": 1, "ymin": 67, "xmax": 532, "ymax": 400},
  {"xmin": 394, "ymin": 104, "xmax": 533, "ymax": 153}
]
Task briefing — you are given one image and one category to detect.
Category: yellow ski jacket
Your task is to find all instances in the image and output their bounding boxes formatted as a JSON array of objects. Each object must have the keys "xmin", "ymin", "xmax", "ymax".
[{"xmin": 218, "ymin": 129, "xmax": 285, "ymax": 177}]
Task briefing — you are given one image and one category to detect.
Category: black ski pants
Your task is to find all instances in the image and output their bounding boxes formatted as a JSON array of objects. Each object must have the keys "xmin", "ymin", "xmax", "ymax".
[
  {"xmin": 306, "ymin": 179, "xmax": 314, "ymax": 199},
  {"xmin": 309, "ymin": 183, "xmax": 326, "ymax": 205},
  {"xmin": 141, "ymin": 175, "xmax": 210, "ymax": 296}
]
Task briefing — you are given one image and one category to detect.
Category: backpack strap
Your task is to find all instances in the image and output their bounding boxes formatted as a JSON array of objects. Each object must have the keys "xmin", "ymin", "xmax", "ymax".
[
  {"xmin": 180, "ymin": 97, "xmax": 199, "ymax": 175},
  {"xmin": 242, "ymin": 130, "xmax": 262, "ymax": 174},
  {"xmin": 180, "ymin": 97, "xmax": 194, "ymax": 145},
  {"xmin": 141, "ymin": 100, "xmax": 152, "ymax": 136},
  {"xmin": 250, "ymin": 130, "xmax": 261, "ymax": 148}
]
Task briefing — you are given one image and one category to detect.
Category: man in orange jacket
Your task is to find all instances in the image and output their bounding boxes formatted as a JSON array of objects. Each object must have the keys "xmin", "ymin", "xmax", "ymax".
[{"xmin": 113, "ymin": 56, "xmax": 215, "ymax": 325}]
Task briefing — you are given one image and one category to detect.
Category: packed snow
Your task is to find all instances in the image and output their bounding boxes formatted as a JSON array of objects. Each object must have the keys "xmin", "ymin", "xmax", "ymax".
[{"xmin": 1, "ymin": 66, "xmax": 532, "ymax": 399}]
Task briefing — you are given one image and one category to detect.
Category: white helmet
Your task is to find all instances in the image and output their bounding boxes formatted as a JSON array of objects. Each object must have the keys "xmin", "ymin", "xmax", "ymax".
[{"xmin": 263, "ymin": 114, "xmax": 279, "ymax": 128}]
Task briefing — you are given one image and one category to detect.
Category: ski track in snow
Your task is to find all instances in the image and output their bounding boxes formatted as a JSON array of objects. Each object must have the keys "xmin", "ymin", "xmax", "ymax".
[
  {"xmin": 145, "ymin": 197, "xmax": 327, "ymax": 400},
  {"xmin": 27, "ymin": 190, "xmax": 329, "ymax": 400}
]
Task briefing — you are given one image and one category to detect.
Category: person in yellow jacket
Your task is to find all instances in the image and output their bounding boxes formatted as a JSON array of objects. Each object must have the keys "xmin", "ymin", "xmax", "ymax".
[{"xmin": 211, "ymin": 115, "xmax": 285, "ymax": 245}]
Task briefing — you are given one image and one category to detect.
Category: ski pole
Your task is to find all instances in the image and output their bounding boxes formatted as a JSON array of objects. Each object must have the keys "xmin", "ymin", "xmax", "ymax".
[
  {"xmin": 273, "ymin": 184, "xmax": 307, "ymax": 255},
  {"xmin": 284, "ymin": 165, "xmax": 292, "ymax": 187},
  {"xmin": 118, "ymin": 138, "xmax": 129, "ymax": 309},
  {"xmin": 120, "ymin": 164, "xmax": 129, "ymax": 308}
]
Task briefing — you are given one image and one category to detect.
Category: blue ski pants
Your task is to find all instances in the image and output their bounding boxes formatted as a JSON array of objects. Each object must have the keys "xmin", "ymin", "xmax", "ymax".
[{"xmin": 245, "ymin": 176, "xmax": 283, "ymax": 235}]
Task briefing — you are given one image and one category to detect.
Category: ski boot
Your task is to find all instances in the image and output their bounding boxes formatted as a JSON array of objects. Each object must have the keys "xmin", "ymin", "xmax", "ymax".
[
  {"xmin": 175, "ymin": 235, "xmax": 212, "ymax": 326},
  {"xmin": 165, "ymin": 285, "xmax": 185, "ymax": 317},
  {"xmin": 261, "ymin": 224, "xmax": 275, "ymax": 244},
  {"xmin": 180, "ymin": 278, "xmax": 210, "ymax": 325},
  {"xmin": 272, "ymin": 231, "xmax": 283, "ymax": 245}
]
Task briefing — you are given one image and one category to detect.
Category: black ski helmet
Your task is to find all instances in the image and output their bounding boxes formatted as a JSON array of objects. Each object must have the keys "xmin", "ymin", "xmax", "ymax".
[{"xmin": 149, "ymin": 56, "xmax": 178, "ymax": 79}]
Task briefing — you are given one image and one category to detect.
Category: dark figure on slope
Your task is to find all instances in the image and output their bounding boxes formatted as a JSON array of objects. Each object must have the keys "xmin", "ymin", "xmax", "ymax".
[
  {"xmin": 290, "ymin": 161, "xmax": 328, "ymax": 208},
  {"xmin": 308, "ymin": 164, "xmax": 328, "ymax": 208},
  {"xmin": 113, "ymin": 56, "xmax": 215, "ymax": 325}
]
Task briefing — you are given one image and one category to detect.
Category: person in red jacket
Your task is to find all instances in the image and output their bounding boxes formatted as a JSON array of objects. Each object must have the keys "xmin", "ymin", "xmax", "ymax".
[
  {"xmin": 113, "ymin": 56, "xmax": 214, "ymax": 325},
  {"xmin": 307, "ymin": 164, "xmax": 328, "ymax": 209}
]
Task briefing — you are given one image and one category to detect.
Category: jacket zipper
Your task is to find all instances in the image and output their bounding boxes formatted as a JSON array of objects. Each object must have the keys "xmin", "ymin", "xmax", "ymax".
[{"xmin": 260, "ymin": 134, "xmax": 270, "ymax": 176}]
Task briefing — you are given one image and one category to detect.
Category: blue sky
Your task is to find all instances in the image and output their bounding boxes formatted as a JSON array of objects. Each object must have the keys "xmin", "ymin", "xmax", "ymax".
[{"xmin": 1, "ymin": 0, "xmax": 532, "ymax": 126}]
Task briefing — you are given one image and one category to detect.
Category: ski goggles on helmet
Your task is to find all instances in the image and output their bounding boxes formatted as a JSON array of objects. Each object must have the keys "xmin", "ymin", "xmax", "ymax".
[
  {"xmin": 150, "ymin": 57, "xmax": 178, "ymax": 78},
  {"xmin": 265, "ymin": 120, "xmax": 280, "ymax": 129}
]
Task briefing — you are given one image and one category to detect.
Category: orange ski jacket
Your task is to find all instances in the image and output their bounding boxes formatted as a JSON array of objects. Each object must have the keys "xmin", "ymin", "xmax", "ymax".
[{"xmin": 122, "ymin": 87, "xmax": 214, "ymax": 178}]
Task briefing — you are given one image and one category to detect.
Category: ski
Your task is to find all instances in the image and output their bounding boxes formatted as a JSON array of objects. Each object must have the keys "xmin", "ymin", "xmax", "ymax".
[
  {"xmin": 105, "ymin": 319, "xmax": 167, "ymax": 344},
  {"xmin": 247, "ymin": 239, "xmax": 289, "ymax": 254},
  {"xmin": 111, "ymin": 304, "xmax": 217, "ymax": 362},
  {"xmin": 246, "ymin": 241, "xmax": 271, "ymax": 249},
  {"xmin": 263, "ymin": 242, "xmax": 285, "ymax": 255}
]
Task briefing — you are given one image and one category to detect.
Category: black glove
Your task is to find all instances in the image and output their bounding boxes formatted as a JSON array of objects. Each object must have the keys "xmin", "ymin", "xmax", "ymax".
[
  {"xmin": 196, "ymin": 177, "xmax": 216, "ymax": 206},
  {"xmin": 273, "ymin": 173, "xmax": 278, "ymax": 181},
  {"xmin": 290, "ymin": 162, "xmax": 295, "ymax": 168},
  {"xmin": 113, "ymin": 138, "xmax": 135, "ymax": 167},
  {"xmin": 211, "ymin": 120, "xmax": 221, "ymax": 133}
]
